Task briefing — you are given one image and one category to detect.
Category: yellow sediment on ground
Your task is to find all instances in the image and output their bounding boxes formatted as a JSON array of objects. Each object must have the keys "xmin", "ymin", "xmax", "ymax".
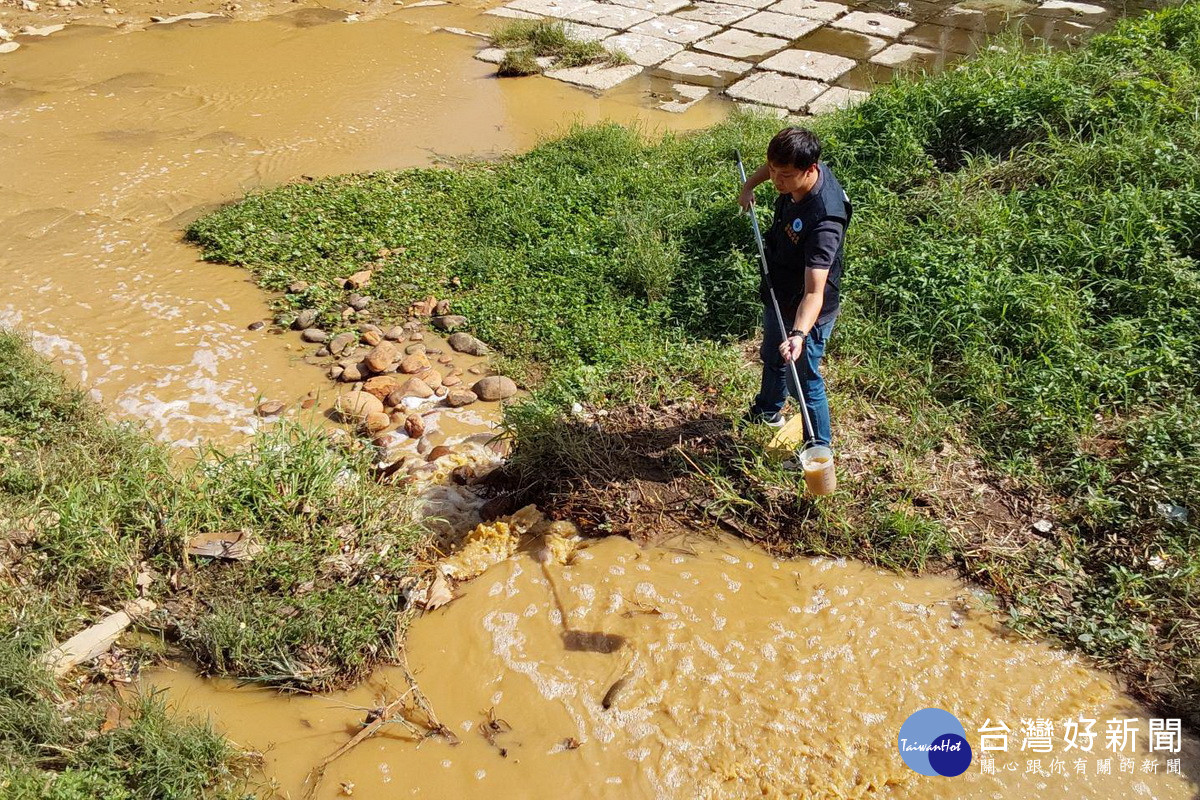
[{"xmin": 437, "ymin": 505, "xmax": 545, "ymax": 579}]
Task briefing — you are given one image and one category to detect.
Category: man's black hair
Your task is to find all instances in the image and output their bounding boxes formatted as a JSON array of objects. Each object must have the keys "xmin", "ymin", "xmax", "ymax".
[{"xmin": 766, "ymin": 127, "xmax": 821, "ymax": 170}]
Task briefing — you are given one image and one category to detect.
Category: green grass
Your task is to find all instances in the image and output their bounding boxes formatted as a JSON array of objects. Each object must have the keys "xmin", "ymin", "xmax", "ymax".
[
  {"xmin": 490, "ymin": 19, "xmax": 629, "ymax": 75},
  {"xmin": 0, "ymin": 632, "xmax": 244, "ymax": 799},
  {"xmin": 0, "ymin": 331, "xmax": 427, "ymax": 690},
  {"xmin": 189, "ymin": 5, "xmax": 1200, "ymax": 723},
  {"xmin": 0, "ymin": 330, "xmax": 433, "ymax": 795}
]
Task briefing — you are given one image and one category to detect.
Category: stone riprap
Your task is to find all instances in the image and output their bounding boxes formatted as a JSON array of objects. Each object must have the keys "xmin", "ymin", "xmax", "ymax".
[{"xmin": 478, "ymin": 0, "xmax": 1116, "ymax": 116}]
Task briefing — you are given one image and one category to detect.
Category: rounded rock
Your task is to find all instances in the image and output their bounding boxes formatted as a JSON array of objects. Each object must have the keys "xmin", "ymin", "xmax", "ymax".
[
  {"xmin": 399, "ymin": 353, "xmax": 430, "ymax": 374},
  {"xmin": 255, "ymin": 400, "xmax": 285, "ymax": 417},
  {"xmin": 445, "ymin": 389, "xmax": 477, "ymax": 408},
  {"xmin": 397, "ymin": 377, "xmax": 433, "ymax": 399},
  {"xmin": 472, "ymin": 375, "xmax": 518, "ymax": 401},
  {"xmin": 365, "ymin": 342, "xmax": 399, "ymax": 373},
  {"xmin": 432, "ymin": 314, "xmax": 468, "ymax": 331},
  {"xmin": 447, "ymin": 332, "xmax": 489, "ymax": 356},
  {"xmin": 335, "ymin": 390, "xmax": 384, "ymax": 422},
  {"xmin": 300, "ymin": 327, "xmax": 327, "ymax": 343},
  {"xmin": 404, "ymin": 414, "xmax": 425, "ymax": 438}
]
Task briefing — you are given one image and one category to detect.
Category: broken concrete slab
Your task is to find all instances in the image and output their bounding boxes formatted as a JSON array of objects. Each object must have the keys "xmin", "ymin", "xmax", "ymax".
[
  {"xmin": 758, "ymin": 47, "xmax": 855, "ymax": 81},
  {"xmin": 602, "ymin": 31, "xmax": 684, "ymax": 65},
  {"xmin": 794, "ymin": 25, "xmax": 887, "ymax": 58},
  {"xmin": 563, "ymin": 20, "xmax": 615, "ymax": 40},
  {"xmin": 869, "ymin": 41, "xmax": 937, "ymax": 67},
  {"xmin": 675, "ymin": 1, "xmax": 756, "ymax": 26},
  {"xmin": 0, "ymin": 42, "xmax": 17, "ymax": 54},
  {"xmin": 563, "ymin": 1, "xmax": 656, "ymax": 28},
  {"xmin": 733, "ymin": 10, "xmax": 822, "ymax": 39},
  {"xmin": 653, "ymin": 49, "xmax": 754, "ymax": 85},
  {"xmin": 505, "ymin": 0, "xmax": 593, "ymax": 18},
  {"xmin": 694, "ymin": 27, "xmax": 789, "ymax": 59},
  {"xmin": 607, "ymin": 0, "xmax": 690, "ymax": 13},
  {"xmin": 901, "ymin": 22, "xmax": 979, "ymax": 55},
  {"xmin": 151, "ymin": 11, "xmax": 224, "ymax": 23},
  {"xmin": 735, "ymin": 101, "xmax": 791, "ymax": 118},
  {"xmin": 807, "ymin": 85, "xmax": 869, "ymax": 114},
  {"xmin": 765, "ymin": 0, "xmax": 848, "ymax": 20},
  {"xmin": 475, "ymin": 46, "xmax": 509, "ymax": 63},
  {"xmin": 43, "ymin": 599, "xmax": 157, "ymax": 677},
  {"xmin": 656, "ymin": 82, "xmax": 711, "ymax": 112},
  {"xmin": 831, "ymin": 10, "xmax": 916, "ymax": 38},
  {"xmin": 1037, "ymin": 0, "xmax": 1106, "ymax": 14},
  {"xmin": 629, "ymin": 14, "xmax": 721, "ymax": 43},
  {"xmin": 483, "ymin": 6, "xmax": 543, "ymax": 18},
  {"xmin": 544, "ymin": 61, "xmax": 644, "ymax": 89},
  {"xmin": 19, "ymin": 23, "xmax": 66, "ymax": 35},
  {"xmin": 725, "ymin": 70, "xmax": 825, "ymax": 111}
]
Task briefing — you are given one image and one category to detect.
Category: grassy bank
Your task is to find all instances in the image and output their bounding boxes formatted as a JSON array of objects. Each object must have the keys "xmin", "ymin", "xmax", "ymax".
[
  {"xmin": 188, "ymin": 5, "xmax": 1200, "ymax": 724},
  {"xmin": 0, "ymin": 331, "xmax": 429, "ymax": 795}
]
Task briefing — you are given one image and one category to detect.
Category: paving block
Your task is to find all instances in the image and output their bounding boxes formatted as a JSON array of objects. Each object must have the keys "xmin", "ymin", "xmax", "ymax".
[
  {"xmin": 562, "ymin": 21, "xmax": 614, "ymax": 40},
  {"xmin": 483, "ymin": 6, "xmax": 543, "ymax": 17},
  {"xmin": 656, "ymin": 82, "xmax": 711, "ymax": 112},
  {"xmin": 765, "ymin": 0, "xmax": 848, "ymax": 20},
  {"xmin": 758, "ymin": 48, "xmax": 855, "ymax": 81},
  {"xmin": 630, "ymin": 14, "xmax": 721, "ymax": 43},
  {"xmin": 475, "ymin": 47, "xmax": 508, "ymax": 63},
  {"xmin": 716, "ymin": 0, "xmax": 775, "ymax": 8},
  {"xmin": 900, "ymin": 22, "xmax": 979, "ymax": 54},
  {"xmin": 807, "ymin": 85, "xmax": 868, "ymax": 114},
  {"xmin": 544, "ymin": 62, "xmax": 645, "ymax": 88},
  {"xmin": 868, "ymin": 41, "xmax": 936, "ymax": 67},
  {"xmin": 607, "ymin": 0, "xmax": 690, "ymax": 13},
  {"xmin": 694, "ymin": 27, "xmax": 789, "ymax": 59},
  {"xmin": 725, "ymin": 70, "xmax": 825, "ymax": 111},
  {"xmin": 675, "ymin": 1, "xmax": 756, "ymax": 25},
  {"xmin": 563, "ymin": 1, "xmax": 657, "ymax": 29},
  {"xmin": 1038, "ymin": 0, "xmax": 1107, "ymax": 14},
  {"xmin": 653, "ymin": 49, "xmax": 754, "ymax": 85},
  {"xmin": 602, "ymin": 31, "xmax": 684, "ymax": 64},
  {"xmin": 733, "ymin": 10, "xmax": 822, "ymax": 39},
  {"xmin": 735, "ymin": 102, "xmax": 791, "ymax": 118},
  {"xmin": 795, "ymin": 25, "xmax": 887, "ymax": 58},
  {"xmin": 831, "ymin": 10, "xmax": 916, "ymax": 38},
  {"xmin": 505, "ymin": 0, "xmax": 592, "ymax": 17}
]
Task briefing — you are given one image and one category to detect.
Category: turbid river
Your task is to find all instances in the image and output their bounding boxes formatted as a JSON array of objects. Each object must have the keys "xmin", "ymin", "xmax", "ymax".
[
  {"xmin": 4, "ymin": 2, "xmax": 1197, "ymax": 798},
  {"xmin": 0, "ymin": 4, "xmax": 725, "ymax": 446}
]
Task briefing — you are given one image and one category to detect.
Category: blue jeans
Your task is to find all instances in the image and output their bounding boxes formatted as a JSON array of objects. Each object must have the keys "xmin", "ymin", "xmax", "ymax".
[{"xmin": 751, "ymin": 308, "xmax": 835, "ymax": 447}]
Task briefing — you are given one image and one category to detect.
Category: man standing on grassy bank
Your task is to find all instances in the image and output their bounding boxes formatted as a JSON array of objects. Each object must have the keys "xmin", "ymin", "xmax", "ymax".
[{"xmin": 738, "ymin": 127, "xmax": 851, "ymax": 449}]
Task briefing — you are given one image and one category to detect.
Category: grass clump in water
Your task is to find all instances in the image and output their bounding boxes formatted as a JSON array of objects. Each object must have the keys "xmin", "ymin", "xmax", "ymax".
[
  {"xmin": 0, "ymin": 328, "xmax": 433, "ymax": 794},
  {"xmin": 189, "ymin": 5, "xmax": 1200, "ymax": 725},
  {"xmin": 490, "ymin": 19, "xmax": 629, "ymax": 74}
]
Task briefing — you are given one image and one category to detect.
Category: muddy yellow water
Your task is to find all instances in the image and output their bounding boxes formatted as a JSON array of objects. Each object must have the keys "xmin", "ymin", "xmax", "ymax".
[
  {"xmin": 151, "ymin": 534, "xmax": 1200, "ymax": 799},
  {"xmin": 0, "ymin": 7, "xmax": 726, "ymax": 446}
]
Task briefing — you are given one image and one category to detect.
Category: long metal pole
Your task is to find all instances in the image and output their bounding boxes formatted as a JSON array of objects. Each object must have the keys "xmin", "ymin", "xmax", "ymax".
[{"xmin": 735, "ymin": 149, "xmax": 814, "ymax": 449}]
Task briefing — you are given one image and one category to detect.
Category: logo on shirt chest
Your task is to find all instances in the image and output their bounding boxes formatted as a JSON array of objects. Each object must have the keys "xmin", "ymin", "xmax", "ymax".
[{"xmin": 786, "ymin": 217, "xmax": 803, "ymax": 244}]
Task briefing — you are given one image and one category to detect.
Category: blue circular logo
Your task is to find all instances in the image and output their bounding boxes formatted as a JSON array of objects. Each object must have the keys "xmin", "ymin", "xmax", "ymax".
[
  {"xmin": 897, "ymin": 708, "xmax": 972, "ymax": 777},
  {"xmin": 791, "ymin": 218, "xmax": 803, "ymax": 232}
]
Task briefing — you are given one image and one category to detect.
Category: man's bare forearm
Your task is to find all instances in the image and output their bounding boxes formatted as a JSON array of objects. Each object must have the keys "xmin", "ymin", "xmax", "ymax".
[
  {"xmin": 792, "ymin": 290, "xmax": 824, "ymax": 335},
  {"xmin": 744, "ymin": 163, "xmax": 770, "ymax": 191}
]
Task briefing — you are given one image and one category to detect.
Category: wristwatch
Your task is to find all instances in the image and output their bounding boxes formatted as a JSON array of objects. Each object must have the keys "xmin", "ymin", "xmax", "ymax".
[{"xmin": 788, "ymin": 329, "xmax": 807, "ymax": 339}]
